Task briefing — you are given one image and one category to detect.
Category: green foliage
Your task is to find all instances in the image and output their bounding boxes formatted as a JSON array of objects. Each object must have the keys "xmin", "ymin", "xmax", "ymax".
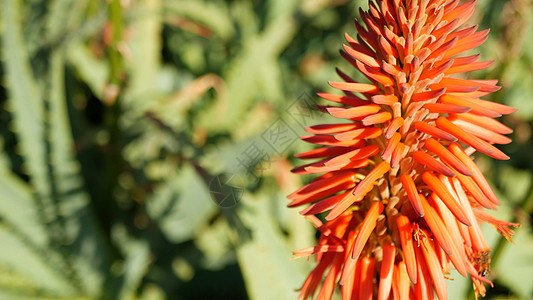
[{"xmin": 0, "ymin": 0, "xmax": 532, "ymax": 299}]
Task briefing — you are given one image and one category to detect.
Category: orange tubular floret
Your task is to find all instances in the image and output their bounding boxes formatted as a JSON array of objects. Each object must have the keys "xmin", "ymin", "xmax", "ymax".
[
  {"xmin": 440, "ymin": 94, "xmax": 501, "ymax": 118},
  {"xmin": 384, "ymin": 117, "xmax": 405, "ymax": 139},
  {"xmin": 329, "ymin": 81, "xmax": 379, "ymax": 94},
  {"xmin": 423, "ymin": 103, "xmax": 471, "ymax": 114},
  {"xmin": 392, "ymin": 261, "xmax": 410, "ymax": 300},
  {"xmin": 456, "ymin": 113, "xmax": 513, "ymax": 135},
  {"xmin": 415, "ymin": 122, "xmax": 457, "ymax": 142},
  {"xmin": 335, "ymin": 127, "xmax": 383, "ymax": 141},
  {"xmin": 317, "ymin": 92, "xmax": 369, "ymax": 106},
  {"xmin": 414, "ymin": 244, "xmax": 436, "ymax": 300},
  {"xmin": 400, "ymin": 175, "xmax": 424, "ymax": 217},
  {"xmin": 326, "ymin": 145, "xmax": 380, "ymax": 167},
  {"xmin": 411, "ymin": 88, "xmax": 447, "ymax": 102},
  {"xmin": 298, "ymin": 254, "xmax": 335, "ymax": 300},
  {"xmin": 350, "ymin": 201, "xmax": 384, "ymax": 260},
  {"xmin": 381, "ymin": 132, "xmax": 401, "ymax": 161},
  {"xmin": 397, "ymin": 215, "xmax": 418, "ymax": 284},
  {"xmin": 424, "ymin": 138, "xmax": 473, "ymax": 176},
  {"xmin": 359, "ymin": 257, "xmax": 375, "ymax": 300},
  {"xmin": 429, "ymin": 192, "xmax": 468, "ymax": 277},
  {"xmin": 343, "ymin": 43, "xmax": 380, "ymax": 68},
  {"xmin": 356, "ymin": 60, "xmax": 396, "ymax": 86},
  {"xmin": 306, "ymin": 123, "xmax": 362, "ymax": 134},
  {"xmin": 317, "ymin": 255, "xmax": 344, "ymax": 300},
  {"xmin": 418, "ymin": 194, "xmax": 455, "ymax": 255},
  {"xmin": 362, "ymin": 111, "xmax": 392, "ymax": 126},
  {"xmin": 413, "ymin": 151, "xmax": 456, "ymax": 177},
  {"xmin": 452, "ymin": 118, "xmax": 511, "ymax": 144},
  {"xmin": 327, "ymin": 105, "xmax": 382, "ymax": 120},
  {"xmin": 353, "ymin": 161, "xmax": 391, "ymax": 197},
  {"xmin": 372, "ymin": 94, "xmax": 398, "ymax": 106},
  {"xmin": 294, "ymin": 147, "xmax": 352, "ymax": 159},
  {"xmin": 419, "ymin": 231, "xmax": 448, "ymax": 300},
  {"xmin": 378, "ymin": 244, "xmax": 396, "ymax": 300},
  {"xmin": 449, "ymin": 143, "xmax": 499, "ymax": 205},
  {"xmin": 436, "ymin": 117, "xmax": 510, "ymax": 160},
  {"xmin": 422, "ymin": 171, "xmax": 471, "ymax": 226}
]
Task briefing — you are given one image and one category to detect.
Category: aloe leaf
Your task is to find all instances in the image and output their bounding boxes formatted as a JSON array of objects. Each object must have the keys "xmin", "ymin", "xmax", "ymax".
[
  {"xmin": 123, "ymin": 0, "xmax": 163, "ymax": 109},
  {"xmin": 235, "ymin": 193, "xmax": 310, "ymax": 300},
  {"xmin": 164, "ymin": 0, "xmax": 234, "ymax": 41},
  {"xmin": 146, "ymin": 164, "xmax": 218, "ymax": 243},
  {"xmin": 2, "ymin": 0, "xmax": 49, "ymax": 197}
]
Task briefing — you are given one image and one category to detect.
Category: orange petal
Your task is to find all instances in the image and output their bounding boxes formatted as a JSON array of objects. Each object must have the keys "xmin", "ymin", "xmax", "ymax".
[
  {"xmin": 436, "ymin": 117, "xmax": 510, "ymax": 160},
  {"xmin": 440, "ymin": 94, "xmax": 501, "ymax": 118},
  {"xmin": 372, "ymin": 94, "xmax": 398, "ymax": 106},
  {"xmin": 356, "ymin": 60, "xmax": 395, "ymax": 86},
  {"xmin": 362, "ymin": 111, "xmax": 392, "ymax": 126},
  {"xmin": 455, "ymin": 173, "xmax": 496, "ymax": 210},
  {"xmin": 288, "ymin": 170, "xmax": 355, "ymax": 201},
  {"xmin": 353, "ymin": 161, "xmax": 391, "ymax": 197},
  {"xmin": 390, "ymin": 142, "xmax": 406, "ymax": 169},
  {"xmin": 414, "ymin": 122, "xmax": 457, "ymax": 142},
  {"xmin": 343, "ymin": 43, "xmax": 380, "ymax": 68},
  {"xmin": 450, "ymin": 178, "xmax": 490, "ymax": 253},
  {"xmin": 341, "ymin": 230, "xmax": 358, "ymax": 290},
  {"xmin": 449, "ymin": 143, "xmax": 499, "ymax": 206},
  {"xmin": 306, "ymin": 123, "xmax": 362, "ymax": 134},
  {"xmin": 298, "ymin": 254, "xmax": 336, "ymax": 300},
  {"xmin": 295, "ymin": 147, "xmax": 352, "ymax": 159},
  {"xmin": 381, "ymin": 132, "xmax": 401, "ymax": 161},
  {"xmin": 359, "ymin": 257, "xmax": 376, "ymax": 300},
  {"xmin": 439, "ymin": 77, "xmax": 500, "ymax": 93},
  {"xmin": 419, "ymin": 59, "xmax": 454, "ymax": 81},
  {"xmin": 443, "ymin": 29, "xmax": 489, "ymax": 59},
  {"xmin": 419, "ymin": 232, "xmax": 448, "ymax": 300},
  {"xmin": 413, "ymin": 151, "xmax": 456, "ymax": 177},
  {"xmin": 422, "ymin": 171, "xmax": 472, "ymax": 226},
  {"xmin": 411, "ymin": 88, "xmax": 447, "ymax": 102},
  {"xmin": 429, "ymin": 192, "xmax": 468, "ymax": 277},
  {"xmin": 400, "ymin": 175, "xmax": 424, "ymax": 217},
  {"xmin": 423, "ymin": 103, "xmax": 471, "ymax": 114},
  {"xmin": 293, "ymin": 245, "xmax": 345, "ymax": 258},
  {"xmin": 300, "ymin": 191, "xmax": 353, "ymax": 216},
  {"xmin": 446, "ymin": 60, "xmax": 493, "ymax": 74},
  {"xmin": 329, "ymin": 81, "xmax": 379, "ymax": 94},
  {"xmin": 349, "ymin": 201, "xmax": 384, "ymax": 261},
  {"xmin": 466, "ymin": 97, "xmax": 516, "ymax": 115},
  {"xmin": 392, "ymin": 261, "xmax": 410, "ymax": 300},
  {"xmin": 378, "ymin": 244, "xmax": 396, "ymax": 300},
  {"xmin": 316, "ymin": 255, "xmax": 344, "ymax": 300},
  {"xmin": 456, "ymin": 113, "xmax": 513, "ymax": 135},
  {"xmin": 443, "ymin": 0, "xmax": 476, "ymax": 25},
  {"xmin": 413, "ymin": 245, "xmax": 436, "ymax": 300},
  {"xmin": 397, "ymin": 215, "xmax": 418, "ymax": 284},
  {"xmin": 419, "ymin": 194, "xmax": 455, "ymax": 255},
  {"xmin": 335, "ymin": 127, "xmax": 383, "ymax": 141},
  {"xmin": 327, "ymin": 105, "xmax": 382, "ymax": 120},
  {"xmin": 385, "ymin": 117, "xmax": 405, "ymax": 139},
  {"xmin": 424, "ymin": 138, "xmax": 473, "ymax": 176},
  {"xmin": 301, "ymin": 134, "xmax": 367, "ymax": 147},
  {"xmin": 288, "ymin": 171, "xmax": 356, "ymax": 207},
  {"xmin": 317, "ymin": 92, "xmax": 369, "ymax": 106},
  {"xmin": 453, "ymin": 118, "xmax": 511, "ymax": 144},
  {"xmin": 427, "ymin": 36, "xmax": 459, "ymax": 61}
]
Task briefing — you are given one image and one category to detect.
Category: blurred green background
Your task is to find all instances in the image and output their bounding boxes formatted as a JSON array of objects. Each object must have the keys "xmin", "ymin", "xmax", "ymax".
[{"xmin": 0, "ymin": 0, "xmax": 532, "ymax": 299}]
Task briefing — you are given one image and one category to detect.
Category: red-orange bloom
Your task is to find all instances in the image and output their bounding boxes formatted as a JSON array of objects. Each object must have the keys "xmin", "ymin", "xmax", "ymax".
[{"xmin": 289, "ymin": 0, "xmax": 519, "ymax": 299}]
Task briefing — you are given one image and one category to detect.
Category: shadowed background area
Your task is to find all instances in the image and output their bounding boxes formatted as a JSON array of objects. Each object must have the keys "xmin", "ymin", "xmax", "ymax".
[{"xmin": 0, "ymin": 0, "xmax": 532, "ymax": 299}]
